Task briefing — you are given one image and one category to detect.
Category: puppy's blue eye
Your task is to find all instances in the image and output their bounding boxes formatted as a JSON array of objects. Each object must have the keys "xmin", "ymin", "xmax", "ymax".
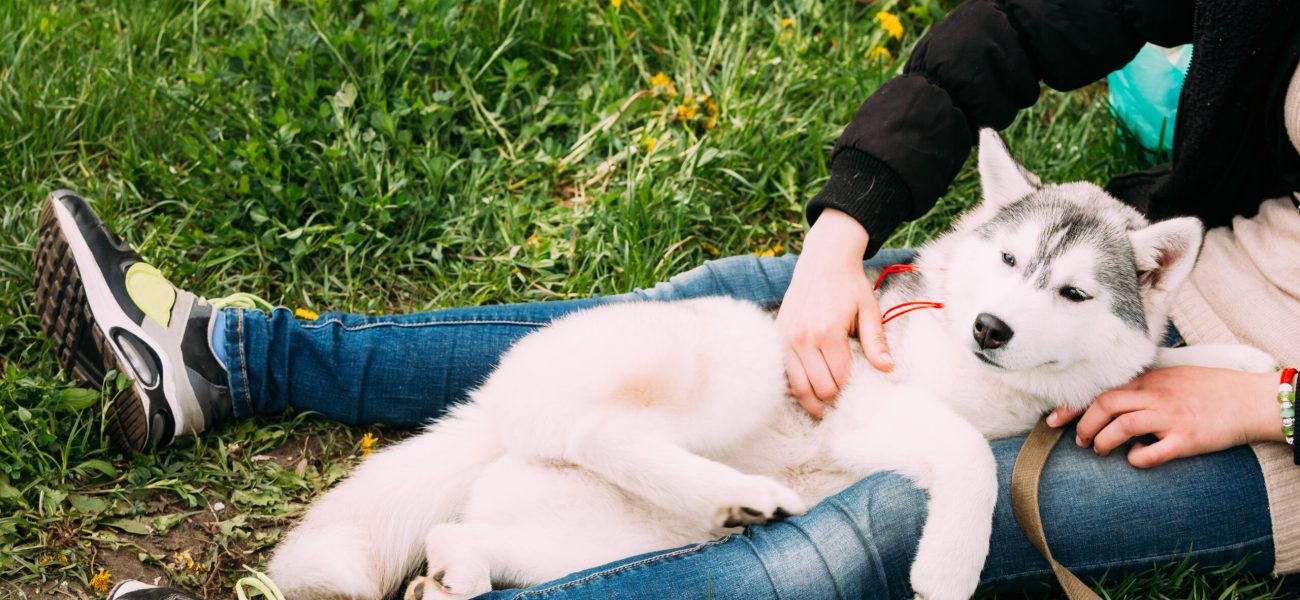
[
  {"xmin": 1060, "ymin": 287, "xmax": 1091, "ymax": 302},
  {"xmin": 1001, "ymin": 252, "xmax": 1015, "ymax": 267}
]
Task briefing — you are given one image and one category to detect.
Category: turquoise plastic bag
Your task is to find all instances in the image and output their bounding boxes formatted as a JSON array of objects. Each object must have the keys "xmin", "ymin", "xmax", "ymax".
[{"xmin": 1107, "ymin": 44, "xmax": 1192, "ymax": 159}]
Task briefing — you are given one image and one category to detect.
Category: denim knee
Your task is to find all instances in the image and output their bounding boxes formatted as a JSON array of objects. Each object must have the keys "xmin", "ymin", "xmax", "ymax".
[
  {"xmin": 623, "ymin": 254, "xmax": 799, "ymax": 305},
  {"xmin": 753, "ymin": 471, "xmax": 927, "ymax": 599}
]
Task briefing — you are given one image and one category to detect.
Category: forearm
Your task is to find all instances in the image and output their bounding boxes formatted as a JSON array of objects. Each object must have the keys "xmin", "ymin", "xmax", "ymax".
[
  {"xmin": 802, "ymin": 207, "xmax": 868, "ymax": 258},
  {"xmin": 805, "ymin": 150, "xmax": 908, "ymax": 257},
  {"xmin": 809, "ymin": 0, "xmax": 1192, "ymax": 253}
]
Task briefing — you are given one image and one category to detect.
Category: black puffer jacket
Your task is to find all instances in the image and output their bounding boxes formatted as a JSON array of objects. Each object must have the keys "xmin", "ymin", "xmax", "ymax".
[{"xmin": 808, "ymin": 0, "xmax": 1300, "ymax": 256}]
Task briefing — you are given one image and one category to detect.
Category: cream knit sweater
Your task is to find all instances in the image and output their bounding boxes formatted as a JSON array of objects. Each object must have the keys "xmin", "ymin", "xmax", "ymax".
[{"xmin": 1167, "ymin": 63, "xmax": 1300, "ymax": 574}]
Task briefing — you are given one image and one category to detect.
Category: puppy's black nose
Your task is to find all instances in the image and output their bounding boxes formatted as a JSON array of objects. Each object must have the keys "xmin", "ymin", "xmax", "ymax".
[{"xmin": 973, "ymin": 313, "xmax": 1014, "ymax": 350}]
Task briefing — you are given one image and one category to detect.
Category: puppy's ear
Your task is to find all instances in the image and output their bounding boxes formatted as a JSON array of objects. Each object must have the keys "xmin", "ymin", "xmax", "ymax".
[
  {"xmin": 1129, "ymin": 217, "xmax": 1203, "ymax": 295},
  {"xmin": 1129, "ymin": 217, "xmax": 1202, "ymax": 339},
  {"xmin": 978, "ymin": 128, "xmax": 1041, "ymax": 209}
]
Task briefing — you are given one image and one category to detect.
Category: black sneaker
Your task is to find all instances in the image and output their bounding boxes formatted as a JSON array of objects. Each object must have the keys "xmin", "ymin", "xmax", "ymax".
[
  {"xmin": 106, "ymin": 581, "xmax": 202, "ymax": 600},
  {"xmin": 105, "ymin": 572, "xmax": 285, "ymax": 600},
  {"xmin": 34, "ymin": 190, "xmax": 233, "ymax": 451}
]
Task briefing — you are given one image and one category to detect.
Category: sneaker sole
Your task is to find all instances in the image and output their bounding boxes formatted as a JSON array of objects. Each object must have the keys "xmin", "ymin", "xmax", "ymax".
[{"xmin": 34, "ymin": 194, "xmax": 170, "ymax": 451}]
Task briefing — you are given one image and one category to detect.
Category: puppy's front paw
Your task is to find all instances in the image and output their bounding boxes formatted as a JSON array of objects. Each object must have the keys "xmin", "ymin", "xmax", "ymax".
[
  {"xmin": 714, "ymin": 475, "xmax": 806, "ymax": 529},
  {"xmin": 910, "ymin": 531, "xmax": 985, "ymax": 600},
  {"xmin": 1155, "ymin": 344, "xmax": 1279, "ymax": 373},
  {"xmin": 1222, "ymin": 345, "xmax": 1282, "ymax": 374},
  {"xmin": 910, "ymin": 560, "xmax": 978, "ymax": 600}
]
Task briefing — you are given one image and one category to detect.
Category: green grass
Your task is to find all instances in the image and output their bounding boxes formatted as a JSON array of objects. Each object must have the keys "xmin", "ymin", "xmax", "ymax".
[{"xmin": 0, "ymin": 1, "xmax": 1289, "ymax": 598}]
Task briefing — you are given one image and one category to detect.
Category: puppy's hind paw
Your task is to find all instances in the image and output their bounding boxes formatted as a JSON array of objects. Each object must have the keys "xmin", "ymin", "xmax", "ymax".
[
  {"xmin": 269, "ymin": 524, "xmax": 384, "ymax": 600},
  {"xmin": 405, "ymin": 576, "xmax": 435, "ymax": 600},
  {"xmin": 407, "ymin": 563, "xmax": 492, "ymax": 600},
  {"xmin": 721, "ymin": 506, "xmax": 773, "ymax": 528},
  {"xmin": 714, "ymin": 475, "xmax": 807, "ymax": 529}
]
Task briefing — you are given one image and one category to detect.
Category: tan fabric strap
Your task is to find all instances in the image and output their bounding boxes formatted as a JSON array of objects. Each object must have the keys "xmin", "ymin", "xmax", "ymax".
[{"xmin": 1010, "ymin": 418, "xmax": 1102, "ymax": 600}]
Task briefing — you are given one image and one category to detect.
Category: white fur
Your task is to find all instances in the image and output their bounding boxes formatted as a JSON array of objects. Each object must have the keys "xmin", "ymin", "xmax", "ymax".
[{"xmin": 269, "ymin": 131, "xmax": 1276, "ymax": 600}]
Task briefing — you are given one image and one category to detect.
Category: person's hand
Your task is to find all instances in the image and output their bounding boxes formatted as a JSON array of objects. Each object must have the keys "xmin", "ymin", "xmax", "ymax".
[
  {"xmin": 1046, "ymin": 366, "xmax": 1283, "ymax": 468},
  {"xmin": 777, "ymin": 209, "xmax": 894, "ymax": 418}
]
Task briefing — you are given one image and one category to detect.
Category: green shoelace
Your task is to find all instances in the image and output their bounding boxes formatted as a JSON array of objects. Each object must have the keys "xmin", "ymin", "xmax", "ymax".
[
  {"xmin": 208, "ymin": 292, "xmax": 275, "ymax": 312},
  {"xmin": 234, "ymin": 567, "xmax": 285, "ymax": 600}
]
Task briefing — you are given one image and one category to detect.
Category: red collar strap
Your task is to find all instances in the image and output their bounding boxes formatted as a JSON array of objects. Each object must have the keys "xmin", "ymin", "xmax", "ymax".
[
  {"xmin": 874, "ymin": 264, "xmax": 944, "ymax": 324},
  {"xmin": 881, "ymin": 301, "xmax": 945, "ymax": 324},
  {"xmin": 873, "ymin": 264, "xmax": 920, "ymax": 290}
]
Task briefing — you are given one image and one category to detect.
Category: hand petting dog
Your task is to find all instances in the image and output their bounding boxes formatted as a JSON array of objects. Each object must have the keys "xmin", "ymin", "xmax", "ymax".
[
  {"xmin": 1051, "ymin": 366, "xmax": 1283, "ymax": 468},
  {"xmin": 777, "ymin": 208, "xmax": 894, "ymax": 418}
]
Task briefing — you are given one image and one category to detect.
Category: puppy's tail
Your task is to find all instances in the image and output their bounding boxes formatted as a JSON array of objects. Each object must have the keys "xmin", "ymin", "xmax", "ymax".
[{"xmin": 268, "ymin": 403, "xmax": 500, "ymax": 600}]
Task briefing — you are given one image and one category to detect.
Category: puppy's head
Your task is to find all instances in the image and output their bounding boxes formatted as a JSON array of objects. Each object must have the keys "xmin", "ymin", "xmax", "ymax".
[{"xmin": 934, "ymin": 130, "xmax": 1202, "ymax": 405}]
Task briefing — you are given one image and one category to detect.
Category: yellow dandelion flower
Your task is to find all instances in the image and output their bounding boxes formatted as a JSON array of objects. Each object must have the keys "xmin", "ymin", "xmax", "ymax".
[
  {"xmin": 701, "ymin": 242, "xmax": 721, "ymax": 257},
  {"xmin": 753, "ymin": 244, "xmax": 785, "ymax": 258},
  {"xmin": 360, "ymin": 432, "xmax": 379, "ymax": 457},
  {"xmin": 294, "ymin": 307, "xmax": 319, "ymax": 321},
  {"xmin": 643, "ymin": 136, "xmax": 657, "ymax": 152},
  {"xmin": 675, "ymin": 101, "xmax": 698, "ymax": 122},
  {"xmin": 868, "ymin": 46, "xmax": 893, "ymax": 61},
  {"xmin": 781, "ymin": 17, "xmax": 795, "ymax": 28},
  {"xmin": 650, "ymin": 72, "xmax": 677, "ymax": 97},
  {"xmin": 876, "ymin": 11, "xmax": 903, "ymax": 40},
  {"xmin": 39, "ymin": 556, "xmax": 52, "ymax": 566},
  {"xmin": 89, "ymin": 569, "xmax": 112, "ymax": 593},
  {"xmin": 173, "ymin": 550, "xmax": 204, "ymax": 573},
  {"xmin": 703, "ymin": 95, "xmax": 719, "ymax": 129},
  {"xmin": 610, "ymin": 0, "xmax": 621, "ymax": 7}
]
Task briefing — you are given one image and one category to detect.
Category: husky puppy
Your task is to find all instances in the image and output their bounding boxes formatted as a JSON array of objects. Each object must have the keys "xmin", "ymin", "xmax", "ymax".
[{"xmin": 268, "ymin": 131, "xmax": 1277, "ymax": 600}]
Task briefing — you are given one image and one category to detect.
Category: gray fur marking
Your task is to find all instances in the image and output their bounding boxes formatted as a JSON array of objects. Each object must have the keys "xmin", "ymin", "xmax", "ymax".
[{"xmin": 975, "ymin": 192, "xmax": 1148, "ymax": 331}]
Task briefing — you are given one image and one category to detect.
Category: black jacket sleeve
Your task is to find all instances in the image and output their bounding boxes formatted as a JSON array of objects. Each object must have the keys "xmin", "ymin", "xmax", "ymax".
[{"xmin": 807, "ymin": 0, "xmax": 1194, "ymax": 256}]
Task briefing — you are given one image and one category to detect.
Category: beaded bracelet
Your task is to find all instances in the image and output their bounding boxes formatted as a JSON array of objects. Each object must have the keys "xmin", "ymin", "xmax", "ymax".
[{"xmin": 1279, "ymin": 368, "xmax": 1297, "ymax": 445}]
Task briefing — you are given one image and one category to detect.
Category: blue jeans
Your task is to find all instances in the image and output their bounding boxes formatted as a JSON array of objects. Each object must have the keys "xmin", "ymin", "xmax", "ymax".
[{"xmin": 218, "ymin": 252, "xmax": 1273, "ymax": 599}]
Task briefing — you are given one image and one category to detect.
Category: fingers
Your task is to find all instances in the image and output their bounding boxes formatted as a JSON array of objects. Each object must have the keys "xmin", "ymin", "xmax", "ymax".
[
  {"xmin": 796, "ymin": 345, "xmax": 842, "ymax": 405},
  {"xmin": 785, "ymin": 354, "xmax": 826, "ymax": 419},
  {"xmin": 1046, "ymin": 406, "xmax": 1083, "ymax": 428},
  {"xmin": 856, "ymin": 296, "xmax": 894, "ymax": 372},
  {"xmin": 787, "ymin": 337, "xmax": 850, "ymax": 418},
  {"xmin": 1127, "ymin": 438, "xmax": 1183, "ymax": 469},
  {"xmin": 1090, "ymin": 410, "xmax": 1163, "ymax": 457},
  {"xmin": 1075, "ymin": 390, "xmax": 1147, "ymax": 447},
  {"xmin": 819, "ymin": 336, "xmax": 855, "ymax": 394},
  {"xmin": 781, "ymin": 318, "xmax": 854, "ymax": 417}
]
